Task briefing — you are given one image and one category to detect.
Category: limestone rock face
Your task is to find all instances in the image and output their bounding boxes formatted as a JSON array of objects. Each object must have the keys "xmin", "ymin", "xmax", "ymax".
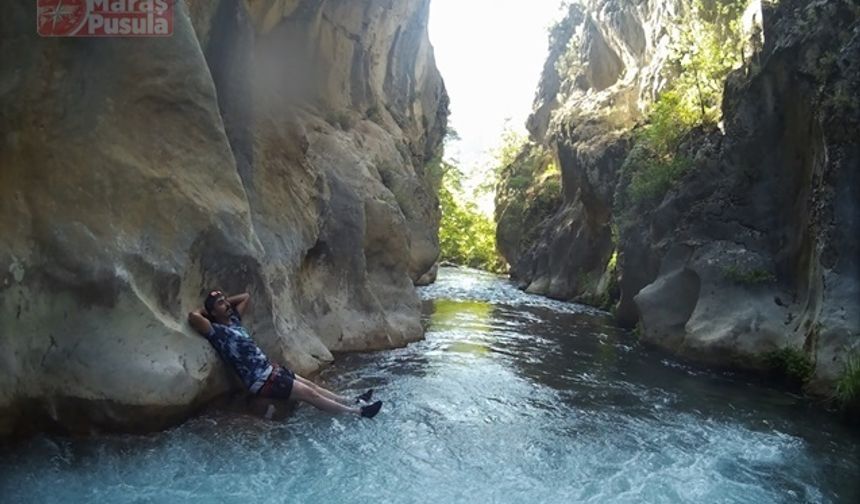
[
  {"xmin": 498, "ymin": 0, "xmax": 858, "ymax": 393},
  {"xmin": 499, "ymin": 0, "xmax": 680, "ymax": 301},
  {"xmin": 0, "ymin": 0, "xmax": 446, "ymax": 436},
  {"xmin": 621, "ymin": 0, "xmax": 859, "ymax": 391}
]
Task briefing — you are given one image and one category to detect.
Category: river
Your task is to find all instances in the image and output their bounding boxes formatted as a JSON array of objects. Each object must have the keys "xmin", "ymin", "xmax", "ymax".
[{"xmin": 1, "ymin": 267, "xmax": 858, "ymax": 503}]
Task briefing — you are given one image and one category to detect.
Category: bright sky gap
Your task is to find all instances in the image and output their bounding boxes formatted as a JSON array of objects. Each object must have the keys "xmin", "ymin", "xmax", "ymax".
[{"xmin": 428, "ymin": 0, "xmax": 567, "ymax": 214}]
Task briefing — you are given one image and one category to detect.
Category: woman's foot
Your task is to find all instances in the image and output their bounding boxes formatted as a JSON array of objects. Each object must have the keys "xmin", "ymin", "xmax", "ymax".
[
  {"xmin": 360, "ymin": 400, "xmax": 383, "ymax": 418},
  {"xmin": 356, "ymin": 389, "xmax": 374, "ymax": 403}
]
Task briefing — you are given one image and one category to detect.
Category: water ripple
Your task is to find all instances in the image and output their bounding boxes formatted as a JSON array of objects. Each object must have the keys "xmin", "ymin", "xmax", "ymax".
[{"xmin": 2, "ymin": 268, "xmax": 858, "ymax": 503}]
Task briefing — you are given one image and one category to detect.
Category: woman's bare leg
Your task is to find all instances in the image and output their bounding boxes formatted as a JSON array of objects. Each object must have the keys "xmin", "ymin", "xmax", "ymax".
[
  {"xmin": 294, "ymin": 375, "xmax": 353, "ymax": 404},
  {"xmin": 290, "ymin": 381, "xmax": 360, "ymax": 415}
]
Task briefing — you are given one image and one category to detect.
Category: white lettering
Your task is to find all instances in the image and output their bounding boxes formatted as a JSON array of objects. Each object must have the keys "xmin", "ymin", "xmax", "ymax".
[
  {"xmin": 130, "ymin": 16, "xmax": 145, "ymax": 33},
  {"xmin": 102, "ymin": 16, "xmax": 116, "ymax": 33},
  {"xmin": 81, "ymin": 2, "xmax": 171, "ymax": 36},
  {"xmin": 87, "ymin": 14, "xmax": 104, "ymax": 32},
  {"xmin": 154, "ymin": 16, "xmax": 167, "ymax": 34}
]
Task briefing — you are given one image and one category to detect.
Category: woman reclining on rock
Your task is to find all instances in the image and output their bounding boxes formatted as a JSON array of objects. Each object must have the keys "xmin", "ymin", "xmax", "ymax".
[{"xmin": 188, "ymin": 290, "xmax": 382, "ymax": 418}]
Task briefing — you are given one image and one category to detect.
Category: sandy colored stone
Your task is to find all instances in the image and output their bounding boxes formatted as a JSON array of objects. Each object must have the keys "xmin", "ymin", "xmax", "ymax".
[{"xmin": 0, "ymin": 0, "xmax": 446, "ymax": 436}]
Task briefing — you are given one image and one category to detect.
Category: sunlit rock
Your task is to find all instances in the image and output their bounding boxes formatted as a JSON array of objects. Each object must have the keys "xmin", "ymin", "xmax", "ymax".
[
  {"xmin": 497, "ymin": 0, "xmax": 858, "ymax": 397},
  {"xmin": 0, "ymin": 0, "xmax": 447, "ymax": 436}
]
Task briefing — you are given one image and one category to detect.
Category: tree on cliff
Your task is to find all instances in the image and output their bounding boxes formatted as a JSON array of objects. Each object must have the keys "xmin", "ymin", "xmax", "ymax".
[
  {"xmin": 670, "ymin": 0, "xmax": 749, "ymax": 124},
  {"xmin": 624, "ymin": 0, "xmax": 750, "ymax": 205}
]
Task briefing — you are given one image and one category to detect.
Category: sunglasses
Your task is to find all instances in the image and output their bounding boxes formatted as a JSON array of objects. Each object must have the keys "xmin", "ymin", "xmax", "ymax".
[{"xmin": 209, "ymin": 290, "xmax": 223, "ymax": 298}]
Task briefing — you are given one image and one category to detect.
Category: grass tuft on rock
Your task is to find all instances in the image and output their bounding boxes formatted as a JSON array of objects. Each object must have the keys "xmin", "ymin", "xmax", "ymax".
[
  {"xmin": 723, "ymin": 265, "xmax": 776, "ymax": 285},
  {"xmin": 764, "ymin": 347, "xmax": 814, "ymax": 389},
  {"xmin": 834, "ymin": 354, "xmax": 860, "ymax": 410},
  {"xmin": 619, "ymin": 0, "xmax": 749, "ymax": 208}
]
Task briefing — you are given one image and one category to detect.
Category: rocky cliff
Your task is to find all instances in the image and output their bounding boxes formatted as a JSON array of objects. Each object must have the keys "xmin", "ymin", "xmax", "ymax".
[
  {"xmin": 0, "ymin": 0, "xmax": 447, "ymax": 436},
  {"xmin": 497, "ymin": 0, "xmax": 679, "ymax": 302},
  {"xmin": 496, "ymin": 0, "xmax": 859, "ymax": 398}
]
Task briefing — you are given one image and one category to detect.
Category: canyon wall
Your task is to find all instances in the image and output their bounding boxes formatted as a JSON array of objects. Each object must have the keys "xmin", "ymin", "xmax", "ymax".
[
  {"xmin": 0, "ymin": 0, "xmax": 447, "ymax": 435},
  {"xmin": 496, "ymin": 0, "xmax": 858, "ymax": 396}
]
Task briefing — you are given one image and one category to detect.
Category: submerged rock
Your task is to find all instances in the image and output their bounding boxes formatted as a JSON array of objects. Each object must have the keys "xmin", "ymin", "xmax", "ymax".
[{"xmin": 0, "ymin": 0, "xmax": 447, "ymax": 436}]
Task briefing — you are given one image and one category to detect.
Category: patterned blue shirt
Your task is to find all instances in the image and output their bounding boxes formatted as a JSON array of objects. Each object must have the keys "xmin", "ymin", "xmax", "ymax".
[{"xmin": 205, "ymin": 314, "xmax": 273, "ymax": 392}]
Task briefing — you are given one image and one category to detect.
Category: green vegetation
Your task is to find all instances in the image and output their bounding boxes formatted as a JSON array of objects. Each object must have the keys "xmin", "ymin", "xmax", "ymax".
[
  {"xmin": 622, "ymin": 0, "xmax": 749, "ymax": 206},
  {"xmin": 431, "ymin": 126, "xmax": 507, "ymax": 273},
  {"xmin": 723, "ymin": 265, "xmax": 777, "ymax": 285},
  {"xmin": 484, "ymin": 128, "xmax": 532, "ymax": 198},
  {"xmin": 423, "ymin": 153, "xmax": 447, "ymax": 193},
  {"xmin": 554, "ymin": 21, "xmax": 582, "ymax": 83},
  {"xmin": 834, "ymin": 354, "xmax": 860, "ymax": 409},
  {"xmin": 624, "ymin": 90, "xmax": 696, "ymax": 205},
  {"xmin": 597, "ymin": 250, "xmax": 620, "ymax": 311},
  {"xmin": 669, "ymin": 0, "xmax": 749, "ymax": 125},
  {"xmin": 626, "ymin": 147, "xmax": 692, "ymax": 205},
  {"xmin": 765, "ymin": 347, "xmax": 815, "ymax": 389},
  {"xmin": 438, "ymin": 161, "xmax": 507, "ymax": 273},
  {"xmin": 494, "ymin": 139, "xmax": 562, "ymax": 251}
]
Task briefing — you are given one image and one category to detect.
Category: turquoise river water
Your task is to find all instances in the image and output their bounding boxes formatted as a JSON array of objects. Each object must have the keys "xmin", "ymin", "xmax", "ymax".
[{"xmin": 1, "ymin": 267, "xmax": 858, "ymax": 503}]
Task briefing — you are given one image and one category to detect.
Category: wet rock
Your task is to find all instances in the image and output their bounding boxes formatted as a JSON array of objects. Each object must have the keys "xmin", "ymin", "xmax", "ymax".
[
  {"xmin": 498, "ymin": 0, "xmax": 680, "ymax": 305},
  {"xmin": 414, "ymin": 263, "xmax": 439, "ymax": 286},
  {"xmin": 0, "ymin": 0, "xmax": 447, "ymax": 436},
  {"xmin": 499, "ymin": 0, "xmax": 859, "ymax": 398}
]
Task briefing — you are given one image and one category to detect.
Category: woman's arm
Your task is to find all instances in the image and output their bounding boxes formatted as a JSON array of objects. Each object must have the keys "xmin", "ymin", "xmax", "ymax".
[
  {"xmin": 187, "ymin": 308, "xmax": 213, "ymax": 336},
  {"xmin": 227, "ymin": 292, "xmax": 250, "ymax": 318}
]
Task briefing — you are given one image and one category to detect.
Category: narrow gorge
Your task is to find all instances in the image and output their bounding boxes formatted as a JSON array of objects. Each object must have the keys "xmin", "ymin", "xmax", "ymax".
[
  {"xmin": 1, "ymin": 0, "xmax": 857, "ymax": 441},
  {"xmin": 496, "ymin": 0, "xmax": 859, "ymax": 406},
  {"xmin": 2, "ymin": 1, "xmax": 860, "ymax": 501}
]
